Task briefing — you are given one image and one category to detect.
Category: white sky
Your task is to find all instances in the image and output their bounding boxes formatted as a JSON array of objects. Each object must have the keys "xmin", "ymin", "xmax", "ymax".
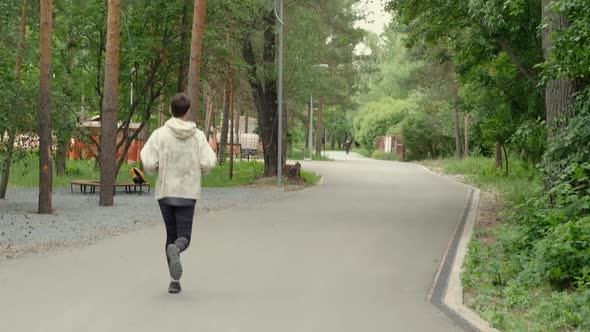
[{"xmin": 355, "ymin": 0, "xmax": 392, "ymax": 35}]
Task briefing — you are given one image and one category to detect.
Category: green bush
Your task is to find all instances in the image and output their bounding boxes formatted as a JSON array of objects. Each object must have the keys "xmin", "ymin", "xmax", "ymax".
[
  {"xmin": 370, "ymin": 151, "xmax": 400, "ymax": 161},
  {"xmin": 300, "ymin": 170, "xmax": 321, "ymax": 185},
  {"xmin": 458, "ymin": 88, "xmax": 590, "ymax": 330},
  {"xmin": 353, "ymin": 97, "xmax": 414, "ymax": 149}
]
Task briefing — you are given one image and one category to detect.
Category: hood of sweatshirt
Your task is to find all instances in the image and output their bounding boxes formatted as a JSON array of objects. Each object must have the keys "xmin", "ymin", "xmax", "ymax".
[{"xmin": 165, "ymin": 117, "xmax": 196, "ymax": 140}]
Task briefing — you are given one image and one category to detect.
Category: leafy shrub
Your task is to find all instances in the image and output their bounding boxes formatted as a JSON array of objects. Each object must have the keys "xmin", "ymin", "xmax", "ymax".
[
  {"xmin": 353, "ymin": 97, "xmax": 415, "ymax": 149},
  {"xmin": 370, "ymin": 151, "xmax": 400, "ymax": 161}
]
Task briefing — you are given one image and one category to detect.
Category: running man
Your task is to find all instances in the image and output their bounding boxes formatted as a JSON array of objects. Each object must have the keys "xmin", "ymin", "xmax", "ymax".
[{"xmin": 140, "ymin": 93, "xmax": 217, "ymax": 294}]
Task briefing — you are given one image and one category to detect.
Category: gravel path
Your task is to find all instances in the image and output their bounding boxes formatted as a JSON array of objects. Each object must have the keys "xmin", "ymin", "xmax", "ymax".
[{"xmin": 0, "ymin": 187, "xmax": 291, "ymax": 261}]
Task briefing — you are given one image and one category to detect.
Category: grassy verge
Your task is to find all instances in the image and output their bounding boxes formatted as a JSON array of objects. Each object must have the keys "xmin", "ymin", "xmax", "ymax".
[
  {"xmin": 422, "ymin": 156, "xmax": 540, "ymax": 204},
  {"xmin": 7, "ymin": 155, "xmax": 264, "ymax": 188},
  {"xmin": 202, "ymin": 161, "xmax": 264, "ymax": 187},
  {"xmin": 354, "ymin": 148, "xmax": 401, "ymax": 161},
  {"xmin": 423, "ymin": 157, "xmax": 590, "ymax": 331},
  {"xmin": 370, "ymin": 151, "xmax": 400, "ymax": 161},
  {"xmin": 300, "ymin": 170, "xmax": 321, "ymax": 185},
  {"xmin": 287, "ymin": 149, "xmax": 333, "ymax": 161},
  {"xmin": 353, "ymin": 147, "xmax": 371, "ymax": 158},
  {"xmin": 7, "ymin": 155, "xmax": 322, "ymax": 189}
]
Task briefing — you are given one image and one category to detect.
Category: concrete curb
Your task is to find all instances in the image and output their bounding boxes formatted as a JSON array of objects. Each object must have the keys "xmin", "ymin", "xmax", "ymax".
[{"xmin": 420, "ymin": 165, "xmax": 499, "ymax": 332}]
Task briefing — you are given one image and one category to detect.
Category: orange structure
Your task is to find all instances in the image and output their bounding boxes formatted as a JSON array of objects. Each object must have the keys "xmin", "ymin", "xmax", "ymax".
[{"xmin": 67, "ymin": 121, "xmax": 145, "ymax": 164}]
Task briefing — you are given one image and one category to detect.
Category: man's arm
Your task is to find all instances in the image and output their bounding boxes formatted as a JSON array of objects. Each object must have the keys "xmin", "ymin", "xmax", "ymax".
[
  {"xmin": 198, "ymin": 131, "xmax": 217, "ymax": 172},
  {"xmin": 140, "ymin": 131, "xmax": 159, "ymax": 174}
]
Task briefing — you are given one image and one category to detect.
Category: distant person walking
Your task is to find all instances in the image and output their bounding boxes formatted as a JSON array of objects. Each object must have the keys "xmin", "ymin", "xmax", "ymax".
[
  {"xmin": 141, "ymin": 93, "xmax": 217, "ymax": 294},
  {"xmin": 344, "ymin": 139, "xmax": 352, "ymax": 155}
]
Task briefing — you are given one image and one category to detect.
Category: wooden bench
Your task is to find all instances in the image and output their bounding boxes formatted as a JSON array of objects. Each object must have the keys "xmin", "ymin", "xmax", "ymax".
[
  {"xmin": 71, "ymin": 180, "xmax": 150, "ymax": 195},
  {"xmin": 71, "ymin": 180, "xmax": 100, "ymax": 194},
  {"xmin": 115, "ymin": 182, "xmax": 151, "ymax": 195}
]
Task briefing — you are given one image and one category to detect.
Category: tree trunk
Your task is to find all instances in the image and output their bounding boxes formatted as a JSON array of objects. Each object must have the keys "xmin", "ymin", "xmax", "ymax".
[
  {"xmin": 16, "ymin": 0, "xmax": 27, "ymax": 81},
  {"xmin": 464, "ymin": 113, "xmax": 470, "ymax": 157},
  {"xmin": 187, "ymin": 0, "xmax": 207, "ymax": 124},
  {"xmin": 542, "ymin": 0, "xmax": 576, "ymax": 137},
  {"xmin": 0, "ymin": 134, "xmax": 15, "ymax": 199},
  {"xmin": 229, "ymin": 90, "xmax": 235, "ymax": 179},
  {"xmin": 139, "ymin": 115, "xmax": 151, "ymax": 172},
  {"xmin": 453, "ymin": 109, "xmax": 463, "ymax": 160},
  {"xmin": 242, "ymin": 8, "xmax": 278, "ymax": 177},
  {"xmin": 495, "ymin": 142, "xmax": 503, "ymax": 168},
  {"xmin": 100, "ymin": 0, "xmax": 121, "ymax": 207},
  {"xmin": 1, "ymin": 0, "xmax": 28, "ymax": 199},
  {"xmin": 38, "ymin": 0, "xmax": 54, "ymax": 214},
  {"xmin": 503, "ymin": 144, "xmax": 509, "ymax": 176},
  {"xmin": 219, "ymin": 86, "xmax": 231, "ymax": 165},
  {"xmin": 158, "ymin": 97, "xmax": 165, "ymax": 127},
  {"xmin": 204, "ymin": 98, "xmax": 213, "ymax": 140},
  {"xmin": 282, "ymin": 102, "xmax": 287, "ymax": 164},
  {"xmin": 210, "ymin": 101, "xmax": 217, "ymax": 143},
  {"xmin": 306, "ymin": 103, "xmax": 311, "ymax": 152},
  {"xmin": 177, "ymin": 0, "xmax": 190, "ymax": 92},
  {"xmin": 244, "ymin": 111, "xmax": 249, "ymax": 133},
  {"xmin": 235, "ymin": 107, "xmax": 240, "ymax": 143},
  {"xmin": 55, "ymin": 141, "xmax": 68, "ymax": 176},
  {"xmin": 315, "ymin": 97, "xmax": 324, "ymax": 156}
]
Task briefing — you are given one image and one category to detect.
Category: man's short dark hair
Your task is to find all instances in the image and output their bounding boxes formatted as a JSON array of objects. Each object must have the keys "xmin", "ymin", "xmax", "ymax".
[{"xmin": 170, "ymin": 93, "xmax": 191, "ymax": 118}]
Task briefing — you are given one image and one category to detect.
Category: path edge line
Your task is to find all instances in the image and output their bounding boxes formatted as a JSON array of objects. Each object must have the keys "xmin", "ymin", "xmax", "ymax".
[{"xmin": 421, "ymin": 165, "xmax": 500, "ymax": 332}]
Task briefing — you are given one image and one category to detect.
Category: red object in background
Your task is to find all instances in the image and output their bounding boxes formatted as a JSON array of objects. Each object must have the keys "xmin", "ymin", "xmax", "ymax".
[{"xmin": 68, "ymin": 136, "xmax": 144, "ymax": 163}]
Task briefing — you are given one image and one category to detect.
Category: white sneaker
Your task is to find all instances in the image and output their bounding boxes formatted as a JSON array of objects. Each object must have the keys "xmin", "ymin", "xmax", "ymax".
[{"xmin": 166, "ymin": 244, "xmax": 182, "ymax": 281}]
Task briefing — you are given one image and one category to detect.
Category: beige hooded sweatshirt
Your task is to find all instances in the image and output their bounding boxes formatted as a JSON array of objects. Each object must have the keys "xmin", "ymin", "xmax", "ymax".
[{"xmin": 140, "ymin": 117, "xmax": 217, "ymax": 200}]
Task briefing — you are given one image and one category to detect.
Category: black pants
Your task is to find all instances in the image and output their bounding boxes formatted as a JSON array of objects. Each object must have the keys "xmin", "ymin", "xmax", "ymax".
[{"xmin": 158, "ymin": 201, "xmax": 196, "ymax": 259}]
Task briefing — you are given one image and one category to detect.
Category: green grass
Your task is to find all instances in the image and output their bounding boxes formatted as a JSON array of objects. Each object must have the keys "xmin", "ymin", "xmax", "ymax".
[
  {"xmin": 7, "ymin": 155, "xmax": 264, "ymax": 188},
  {"xmin": 288, "ymin": 149, "xmax": 306, "ymax": 160},
  {"xmin": 288, "ymin": 148, "xmax": 333, "ymax": 161},
  {"xmin": 7, "ymin": 155, "xmax": 325, "ymax": 189},
  {"xmin": 202, "ymin": 161, "xmax": 264, "ymax": 187},
  {"xmin": 370, "ymin": 151, "xmax": 401, "ymax": 161},
  {"xmin": 8, "ymin": 157, "xmax": 149, "ymax": 187},
  {"xmin": 300, "ymin": 170, "xmax": 321, "ymax": 185},
  {"xmin": 353, "ymin": 147, "xmax": 372, "ymax": 158},
  {"xmin": 422, "ymin": 157, "xmax": 590, "ymax": 331},
  {"xmin": 422, "ymin": 156, "xmax": 541, "ymax": 205}
]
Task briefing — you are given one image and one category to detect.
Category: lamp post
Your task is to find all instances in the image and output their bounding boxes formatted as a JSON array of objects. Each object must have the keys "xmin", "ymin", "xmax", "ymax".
[
  {"xmin": 309, "ymin": 64, "xmax": 328, "ymax": 160},
  {"xmin": 276, "ymin": 0, "xmax": 284, "ymax": 186},
  {"xmin": 307, "ymin": 95, "xmax": 313, "ymax": 160}
]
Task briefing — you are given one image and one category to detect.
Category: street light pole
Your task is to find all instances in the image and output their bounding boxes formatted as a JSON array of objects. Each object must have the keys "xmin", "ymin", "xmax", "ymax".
[
  {"xmin": 308, "ymin": 95, "xmax": 313, "ymax": 160},
  {"xmin": 276, "ymin": 0, "xmax": 284, "ymax": 186}
]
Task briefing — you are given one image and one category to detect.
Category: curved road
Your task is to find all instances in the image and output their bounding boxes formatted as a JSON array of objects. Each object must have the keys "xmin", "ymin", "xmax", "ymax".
[{"xmin": 0, "ymin": 152, "xmax": 469, "ymax": 332}]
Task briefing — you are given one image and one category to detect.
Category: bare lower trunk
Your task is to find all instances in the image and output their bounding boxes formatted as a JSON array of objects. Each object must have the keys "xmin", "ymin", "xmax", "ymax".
[
  {"xmin": 315, "ymin": 97, "xmax": 323, "ymax": 156},
  {"xmin": 219, "ymin": 86, "xmax": 231, "ymax": 164},
  {"xmin": 495, "ymin": 142, "xmax": 503, "ymax": 168},
  {"xmin": 158, "ymin": 98, "xmax": 165, "ymax": 127},
  {"xmin": 243, "ymin": 9, "xmax": 278, "ymax": 176},
  {"xmin": 0, "ymin": 134, "xmax": 15, "ymax": 199},
  {"xmin": 204, "ymin": 98, "xmax": 213, "ymax": 140},
  {"xmin": 229, "ymin": 90, "xmax": 235, "ymax": 179},
  {"xmin": 187, "ymin": 0, "xmax": 207, "ymax": 124},
  {"xmin": 503, "ymin": 145, "xmax": 509, "ymax": 175},
  {"xmin": 39, "ymin": 0, "xmax": 54, "ymax": 214},
  {"xmin": 244, "ymin": 112, "xmax": 249, "ymax": 133},
  {"xmin": 306, "ymin": 103, "xmax": 311, "ymax": 152},
  {"xmin": 454, "ymin": 109, "xmax": 463, "ymax": 160},
  {"xmin": 100, "ymin": 0, "xmax": 121, "ymax": 207},
  {"xmin": 55, "ymin": 140, "xmax": 68, "ymax": 175},
  {"xmin": 464, "ymin": 113, "xmax": 470, "ymax": 157}
]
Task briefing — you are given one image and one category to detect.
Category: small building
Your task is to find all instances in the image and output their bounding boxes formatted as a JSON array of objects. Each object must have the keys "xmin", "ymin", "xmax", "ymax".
[
  {"xmin": 68, "ymin": 119, "xmax": 146, "ymax": 164},
  {"xmin": 375, "ymin": 135, "xmax": 406, "ymax": 161}
]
